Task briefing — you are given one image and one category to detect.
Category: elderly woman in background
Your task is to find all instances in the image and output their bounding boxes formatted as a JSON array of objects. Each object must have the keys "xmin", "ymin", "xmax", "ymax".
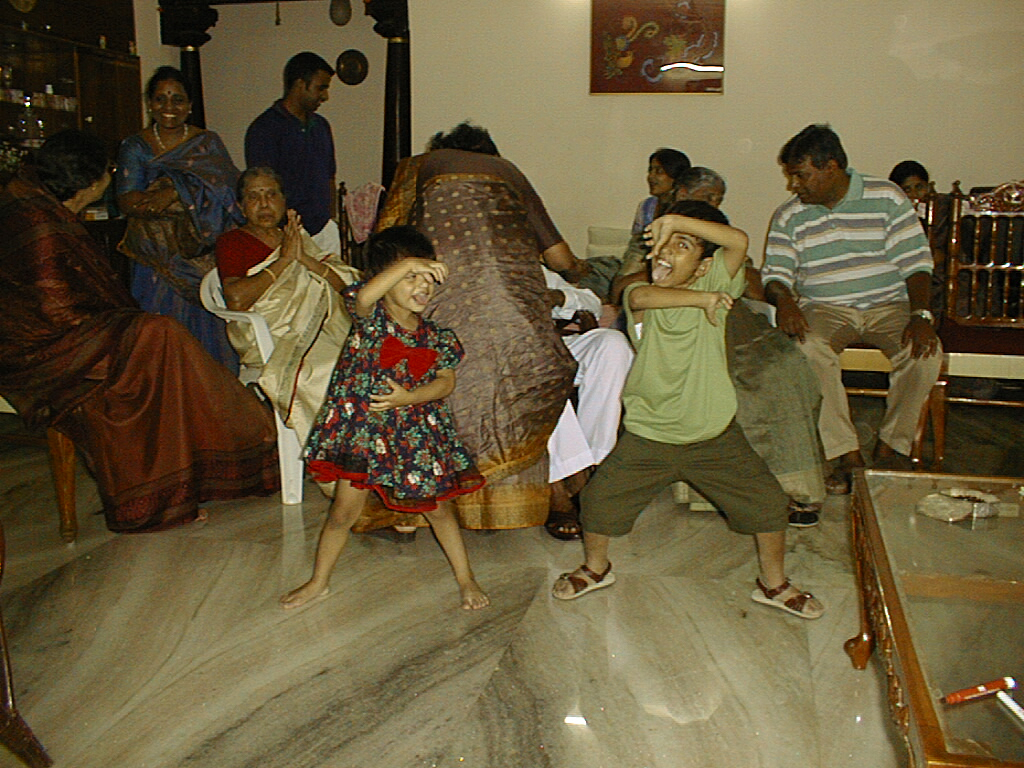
[
  {"xmin": 117, "ymin": 66, "xmax": 244, "ymax": 371},
  {"xmin": 376, "ymin": 121, "xmax": 589, "ymax": 530},
  {"xmin": 674, "ymin": 166, "xmax": 726, "ymax": 208},
  {"xmin": 215, "ymin": 167, "xmax": 359, "ymax": 452},
  {"xmin": 0, "ymin": 131, "xmax": 280, "ymax": 532}
]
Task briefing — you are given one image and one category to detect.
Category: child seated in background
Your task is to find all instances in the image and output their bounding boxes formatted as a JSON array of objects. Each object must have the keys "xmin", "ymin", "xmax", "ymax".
[
  {"xmin": 888, "ymin": 160, "xmax": 950, "ymax": 317},
  {"xmin": 282, "ymin": 226, "xmax": 489, "ymax": 611},
  {"xmin": 552, "ymin": 201, "xmax": 824, "ymax": 620}
]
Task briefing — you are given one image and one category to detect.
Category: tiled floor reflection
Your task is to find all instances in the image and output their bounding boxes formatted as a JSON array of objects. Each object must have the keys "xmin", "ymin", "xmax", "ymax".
[{"xmin": 0, "ymin": 400, "xmax": 1020, "ymax": 768}]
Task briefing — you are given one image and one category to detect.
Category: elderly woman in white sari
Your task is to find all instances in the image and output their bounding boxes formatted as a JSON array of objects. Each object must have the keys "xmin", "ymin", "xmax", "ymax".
[{"xmin": 215, "ymin": 167, "xmax": 359, "ymax": 450}]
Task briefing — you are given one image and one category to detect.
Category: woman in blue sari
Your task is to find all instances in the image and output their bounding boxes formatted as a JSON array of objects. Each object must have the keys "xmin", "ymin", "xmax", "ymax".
[{"xmin": 116, "ymin": 66, "xmax": 244, "ymax": 371}]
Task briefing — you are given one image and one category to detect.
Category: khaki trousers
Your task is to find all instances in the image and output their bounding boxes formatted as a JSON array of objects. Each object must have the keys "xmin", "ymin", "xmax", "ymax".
[{"xmin": 797, "ymin": 302, "xmax": 942, "ymax": 460}]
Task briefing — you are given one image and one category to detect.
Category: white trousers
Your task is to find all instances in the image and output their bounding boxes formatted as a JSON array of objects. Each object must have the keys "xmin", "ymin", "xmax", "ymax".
[{"xmin": 548, "ymin": 328, "xmax": 634, "ymax": 482}]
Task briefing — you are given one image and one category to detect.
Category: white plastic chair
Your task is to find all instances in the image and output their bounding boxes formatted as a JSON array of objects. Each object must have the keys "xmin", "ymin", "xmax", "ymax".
[{"xmin": 200, "ymin": 269, "xmax": 305, "ymax": 504}]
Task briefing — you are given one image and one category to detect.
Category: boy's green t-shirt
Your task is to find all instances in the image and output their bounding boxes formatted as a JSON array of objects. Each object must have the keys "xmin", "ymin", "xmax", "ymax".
[{"xmin": 622, "ymin": 252, "xmax": 745, "ymax": 445}]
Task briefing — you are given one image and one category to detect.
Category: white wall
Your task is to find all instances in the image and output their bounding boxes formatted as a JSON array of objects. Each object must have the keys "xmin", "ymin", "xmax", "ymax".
[
  {"xmin": 133, "ymin": 0, "xmax": 385, "ymax": 191},
  {"xmin": 408, "ymin": 0, "xmax": 1024, "ymax": 258},
  {"xmin": 134, "ymin": 0, "xmax": 1024, "ymax": 258},
  {"xmin": 133, "ymin": 0, "xmax": 177, "ymax": 76}
]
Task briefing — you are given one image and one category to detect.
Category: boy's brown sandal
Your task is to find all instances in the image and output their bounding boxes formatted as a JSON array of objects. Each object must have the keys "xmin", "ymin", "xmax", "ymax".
[
  {"xmin": 553, "ymin": 562, "xmax": 615, "ymax": 600},
  {"xmin": 751, "ymin": 577, "xmax": 824, "ymax": 619}
]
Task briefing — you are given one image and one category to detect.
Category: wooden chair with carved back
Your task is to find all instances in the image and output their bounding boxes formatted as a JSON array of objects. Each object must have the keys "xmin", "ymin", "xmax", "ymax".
[{"xmin": 926, "ymin": 181, "xmax": 1024, "ymax": 466}]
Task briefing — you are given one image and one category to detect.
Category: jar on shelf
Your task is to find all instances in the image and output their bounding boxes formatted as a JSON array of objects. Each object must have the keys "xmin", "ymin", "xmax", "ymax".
[{"xmin": 14, "ymin": 95, "xmax": 45, "ymax": 148}]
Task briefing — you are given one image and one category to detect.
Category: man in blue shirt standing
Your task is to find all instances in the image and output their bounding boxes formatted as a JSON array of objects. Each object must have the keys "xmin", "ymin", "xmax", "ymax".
[{"xmin": 245, "ymin": 52, "xmax": 339, "ymax": 254}]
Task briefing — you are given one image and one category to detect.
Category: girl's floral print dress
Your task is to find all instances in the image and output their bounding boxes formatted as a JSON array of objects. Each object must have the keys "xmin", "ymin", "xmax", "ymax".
[{"xmin": 305, "ymin": 283, "xmax": 484, "ymax": 512}]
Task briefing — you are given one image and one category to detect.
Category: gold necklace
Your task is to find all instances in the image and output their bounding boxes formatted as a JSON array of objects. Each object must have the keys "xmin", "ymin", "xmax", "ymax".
[{"xmin": 153, "ymin": 123, "xmax": 189, "ymax": 152}]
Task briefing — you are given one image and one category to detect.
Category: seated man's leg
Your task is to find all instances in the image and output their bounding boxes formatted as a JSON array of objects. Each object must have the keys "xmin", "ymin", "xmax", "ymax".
[
  {"xmin": 563, "ymin": 328, "xmax": 634, "ymax": 463},
  {"xmin": 861, "ymin": 303, "xmax": 943, "ymax": 457},
  {"xmin": 545, "ymin": 402, "xmax": 596, "ymax": 540},
  {"xmin": 547, "ymin": 401, "xmax": 596, "ymax": 484},
  {"xmin": 725, "ymin": 301, "xmax": 826, "ymax": 518},
  {"xmin": 798, "ymin": 303, "xmax": 861, "ymax": 461}
]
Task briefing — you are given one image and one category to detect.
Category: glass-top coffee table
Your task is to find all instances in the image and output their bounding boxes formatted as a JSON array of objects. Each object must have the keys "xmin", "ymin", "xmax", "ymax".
[{"xmin": 846, "ymin": 470, "xmax": 1024, "ymax": 767}]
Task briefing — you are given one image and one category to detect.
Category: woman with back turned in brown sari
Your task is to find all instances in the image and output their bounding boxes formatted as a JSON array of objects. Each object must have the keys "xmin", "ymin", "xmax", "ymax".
[
  {"xmin": 0, "ymin": 130, "xmax": 280, "ymax": 532},
  {"xmin": 376, "ymin": 122, "xmax": 589, "ymax": 529}
]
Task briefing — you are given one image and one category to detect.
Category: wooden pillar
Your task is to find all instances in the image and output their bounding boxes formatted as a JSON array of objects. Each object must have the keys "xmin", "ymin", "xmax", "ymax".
[
  {"xmin": 159, "ymin": 1, "xmax": 218, "ymax": 130},
  {"xmin": 366, "ymin": 0, "xmax": 410, "ymax": 188},
  {"xmin": 179, "ymin": 46, "xmax": 206, "ymax": 128},
  {"xmin": 381, "ymin": 34, "xmax": 410, "ymax": 188}
]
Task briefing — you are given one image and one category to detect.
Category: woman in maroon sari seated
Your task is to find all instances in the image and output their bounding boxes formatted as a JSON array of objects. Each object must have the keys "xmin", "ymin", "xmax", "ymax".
[{"xmin": 0, "ymin": 131, "xmax": 280, "ymax": 532}]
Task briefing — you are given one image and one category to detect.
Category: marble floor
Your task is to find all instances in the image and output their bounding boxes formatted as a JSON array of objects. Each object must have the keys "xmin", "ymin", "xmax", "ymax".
[{"xmin": 0, "ymin": 398, "xmax": 1020, "ymax": 768}]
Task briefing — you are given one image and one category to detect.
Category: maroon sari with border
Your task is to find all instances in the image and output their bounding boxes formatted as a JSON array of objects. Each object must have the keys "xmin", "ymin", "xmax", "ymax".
[
  {"xmin": 373, "ymin": 149, "xmax": 576, "ymax": 529},
  {"xmin": 0, "ymin": 170, "xmax": 279, "ymax": 532}
]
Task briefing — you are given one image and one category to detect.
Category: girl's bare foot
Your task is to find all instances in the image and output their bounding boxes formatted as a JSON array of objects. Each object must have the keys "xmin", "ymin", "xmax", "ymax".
[
  {"xmin": 279, "ymin": 581, "xmax": 330, "ymax": 610},
  {"xmin": 460, "ymin": 580, "xmax": 490, "ymax": 610}
]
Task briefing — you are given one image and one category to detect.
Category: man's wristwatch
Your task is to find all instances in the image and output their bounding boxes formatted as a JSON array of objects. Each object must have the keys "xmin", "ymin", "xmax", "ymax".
[{"xmin": 911, "ymin": 308, "xmax": 935, "ymax": 324}]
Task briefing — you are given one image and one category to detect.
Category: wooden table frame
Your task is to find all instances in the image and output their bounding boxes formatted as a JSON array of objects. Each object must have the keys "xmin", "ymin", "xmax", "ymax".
[
  {"xmin": 0, "ymin": 525, "xmax": 52, "ymax": 767},
  {"xmin": 845, "ymin": 469, "xmax": 1024, "ymax": 767}
]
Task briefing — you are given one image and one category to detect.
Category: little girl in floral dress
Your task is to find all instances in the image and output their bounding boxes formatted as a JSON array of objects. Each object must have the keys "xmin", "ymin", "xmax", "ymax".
[{"xmin": 280, "ymin": 226, "xmax": 488, "ymax": 610}]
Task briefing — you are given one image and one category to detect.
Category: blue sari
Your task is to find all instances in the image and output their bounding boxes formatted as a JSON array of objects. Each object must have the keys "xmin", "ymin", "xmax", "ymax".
[{"xmin": 116, "ymin": 130, "xmax": 244, "ymax": 371}]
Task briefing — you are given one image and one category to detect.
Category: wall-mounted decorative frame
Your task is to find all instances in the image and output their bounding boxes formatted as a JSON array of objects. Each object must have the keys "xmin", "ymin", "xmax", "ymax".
[{"xmin": 591, "ymin": 0, "xmax": 724, "ymax": 94}]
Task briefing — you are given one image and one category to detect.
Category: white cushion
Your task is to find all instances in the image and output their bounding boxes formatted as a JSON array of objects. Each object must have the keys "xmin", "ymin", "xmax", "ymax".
[{"xmin": 586, "ymin": 226, "xmax": 630, "ymax": 260}]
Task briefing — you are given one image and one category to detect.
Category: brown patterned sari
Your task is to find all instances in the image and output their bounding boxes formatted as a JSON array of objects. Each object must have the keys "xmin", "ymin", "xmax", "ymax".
[
  {"xmin": 373, "ymin": 149, "xmax": 576, "ymax": 528},
  {"xmin": 0, "ymin": 170, "xmax": 280, "ymax": 532}
]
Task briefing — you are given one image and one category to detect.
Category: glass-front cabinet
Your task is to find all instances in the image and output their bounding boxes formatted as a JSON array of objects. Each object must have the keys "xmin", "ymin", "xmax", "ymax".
[
  {"xmin": 0, "ymin": 28, "xmax": 78, "ymax": 148},
  {"xmin": 0, "ymin": 23, "xmax": 140, "ymax": 160}
]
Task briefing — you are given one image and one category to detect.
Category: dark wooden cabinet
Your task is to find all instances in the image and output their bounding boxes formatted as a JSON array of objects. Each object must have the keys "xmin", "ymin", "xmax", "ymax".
[
  {"xmin": 76, "ymin": 47, "xmax": 142, "ymax": 158},
  {"xmin": 0, "ymin": 0, "xmax": 135, "ymax": 55},
  {"xmin": 0, "ymin": 0, "xmax": 141, "ymax": 285},
  {"xmin": 0, "ymin": 5, "xmax": 141, "ymax": 159}
]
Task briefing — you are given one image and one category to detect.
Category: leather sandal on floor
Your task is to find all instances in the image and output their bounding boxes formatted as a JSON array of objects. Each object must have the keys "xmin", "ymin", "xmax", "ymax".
[
  {"xmin": 552, "ymin": 562, "xmax": 615, "ymax": 600},
  {"xmin": 824, "ymin": 467, "xmax": 852, "ymax": 496},
  {"xmin": 787, "ymin": 499, "xmax": 821, "ymax": 528},
  {"xmin": 544, "ymin": 502, "xmax": 581, "ymax": 541},
  {"xmin": 751, "ymin": 577, "xmax": 824, "ymax": 619}
]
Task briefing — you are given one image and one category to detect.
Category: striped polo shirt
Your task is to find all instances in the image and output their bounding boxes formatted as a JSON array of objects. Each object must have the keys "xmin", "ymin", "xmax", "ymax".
[{"xmin": 763, "ymin": 169, "xmax": 932, "ymax": 309}]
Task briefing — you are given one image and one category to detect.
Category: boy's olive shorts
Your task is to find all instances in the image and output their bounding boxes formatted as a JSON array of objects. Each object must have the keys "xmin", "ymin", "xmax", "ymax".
[{"xmin": 581, "ymin": 421, "xmax": 789, "ymax": 537}]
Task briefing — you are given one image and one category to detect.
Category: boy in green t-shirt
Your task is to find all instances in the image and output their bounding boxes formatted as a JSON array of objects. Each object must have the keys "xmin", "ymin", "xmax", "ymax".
[{"xmin": 552, "ymin": 201, "xmax": 824, "ymax": 620}]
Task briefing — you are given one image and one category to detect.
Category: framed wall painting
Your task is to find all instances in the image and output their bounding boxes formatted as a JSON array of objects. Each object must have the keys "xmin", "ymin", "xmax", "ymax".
[{"xmin": 591, "ymin": 0, "xmax": 725, "ymax": 94}]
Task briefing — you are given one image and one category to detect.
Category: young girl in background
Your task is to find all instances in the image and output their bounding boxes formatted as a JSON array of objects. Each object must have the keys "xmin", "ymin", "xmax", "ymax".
[{"xmin": 281, "ymin": 226, "xmax": 489, "ymax": 611}]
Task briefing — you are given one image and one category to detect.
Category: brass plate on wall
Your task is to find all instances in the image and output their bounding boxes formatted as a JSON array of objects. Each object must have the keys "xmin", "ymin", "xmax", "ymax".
[{"xmin": 335, "ymin": 49, "xmax": 368, "ymax": 86}]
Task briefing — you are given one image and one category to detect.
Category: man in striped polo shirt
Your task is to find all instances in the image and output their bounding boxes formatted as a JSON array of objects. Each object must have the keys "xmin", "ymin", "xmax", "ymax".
[{"xmin": 762, "ymin": 124, "xmax": 941, "ymax": 495}]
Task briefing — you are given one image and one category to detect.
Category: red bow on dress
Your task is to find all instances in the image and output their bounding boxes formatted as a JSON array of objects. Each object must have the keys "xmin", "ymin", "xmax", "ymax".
[{"xmin": 379, "ymin": 334, "xmax": 438, "ymax": 380}]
